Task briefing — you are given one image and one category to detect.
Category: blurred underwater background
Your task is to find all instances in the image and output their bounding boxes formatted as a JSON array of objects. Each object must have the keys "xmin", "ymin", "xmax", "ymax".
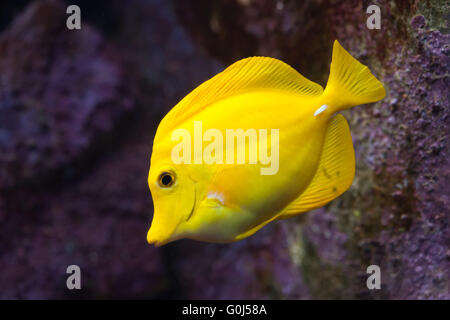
[{"xmin": 0, "ymin": 0, "xmax": 448, "ymax": 299}]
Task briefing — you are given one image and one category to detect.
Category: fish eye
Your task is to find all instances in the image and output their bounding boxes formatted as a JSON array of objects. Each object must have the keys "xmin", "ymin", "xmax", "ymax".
[{"xmin": 157, "ymin": 171, "xmax": 175, "ymax": 188}]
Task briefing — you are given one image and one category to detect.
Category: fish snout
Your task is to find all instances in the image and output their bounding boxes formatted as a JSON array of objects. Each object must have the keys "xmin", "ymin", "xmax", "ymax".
[
  {"xmin": 146, "ymin": 229, "xmax": 168, "ymax": 247},
  {"xmin": 146, "ymin": 167, "xmax": 196, "ymax": 246},
  {"xmin": 146, "ymin": 210, "xmax": 184, "ymax": 247},
  {"xmin": 146, "ymin": 223, "xmax": 174, "ymax": 247}
]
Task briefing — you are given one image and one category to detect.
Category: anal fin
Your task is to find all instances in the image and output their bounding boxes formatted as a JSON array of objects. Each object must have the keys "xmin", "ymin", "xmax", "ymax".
[
  {"xmin": 233, "ymin": 215, "xmax": 278, "ymax": 241},
  {"xmin": 278, "ymin": 114, "xmax": 355, "ymax": 219}
]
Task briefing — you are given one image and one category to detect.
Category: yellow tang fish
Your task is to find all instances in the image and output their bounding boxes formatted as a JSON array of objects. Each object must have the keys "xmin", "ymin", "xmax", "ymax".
[{"xmin": 147, "ymin": 40, "xmax": 385, "ymax": 246}]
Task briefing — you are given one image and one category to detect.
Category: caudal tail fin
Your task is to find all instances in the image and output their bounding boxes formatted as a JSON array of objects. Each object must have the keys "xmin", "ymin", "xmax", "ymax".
[{"xmin": 324, "ymin": 40, "xmax": 386, "ymax": 111}]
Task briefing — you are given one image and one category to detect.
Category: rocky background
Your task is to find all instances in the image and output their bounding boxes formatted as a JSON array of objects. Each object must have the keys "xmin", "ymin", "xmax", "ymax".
[{"xmin": 0, "ymin": 0, "xmax": 448, "ymax": 299}]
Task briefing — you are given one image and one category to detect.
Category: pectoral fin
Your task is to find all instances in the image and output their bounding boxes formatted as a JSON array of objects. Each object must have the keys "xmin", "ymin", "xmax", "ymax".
[{"xmin": 278, "ymin": 114, "xmax": 355, "ymax": 219}]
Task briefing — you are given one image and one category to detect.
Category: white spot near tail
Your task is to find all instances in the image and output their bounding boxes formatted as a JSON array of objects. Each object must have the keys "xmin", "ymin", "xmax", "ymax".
[
  {"xmin": 314, "ymin": 104, "xmax": 328, "ymax": 116},
  {"xmin": 207, "ymin": 191, "xmax": 224, "ymax": 205}
]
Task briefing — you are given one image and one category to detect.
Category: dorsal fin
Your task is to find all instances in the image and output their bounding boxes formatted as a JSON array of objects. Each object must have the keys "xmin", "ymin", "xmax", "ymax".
[
  {"xmin": 278, "ymin": 114, "xmax": 355, "ymax": 218},
  {"xmin": 155, "ymin": 57, "xmax": 324, "ymax": 142}
]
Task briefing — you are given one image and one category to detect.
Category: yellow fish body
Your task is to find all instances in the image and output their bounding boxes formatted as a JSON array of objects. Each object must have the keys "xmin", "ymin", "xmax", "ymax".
[{"xmin": 147, "ymin": 41, "xmax": 385, "ymax": 246}]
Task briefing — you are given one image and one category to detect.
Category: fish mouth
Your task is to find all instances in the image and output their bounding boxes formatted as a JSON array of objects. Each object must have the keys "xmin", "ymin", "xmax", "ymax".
[
  {"xmin": 147, "ymin": 180, "xmax": 197, "ymax": 247},
  {"xmin": 147, "ymin": 223, "xmax": 175, "ymax": 247},
  {"xmin": 146, "ymin": 225, "xmax": 179, "ymax": 247},
  {"xmin": 146, "ymin": 214, "xmax": 178, "ymax": 247},
  {"xmin": 146, "ymin": 232, "xmax": 171, "ymax": 247}
]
